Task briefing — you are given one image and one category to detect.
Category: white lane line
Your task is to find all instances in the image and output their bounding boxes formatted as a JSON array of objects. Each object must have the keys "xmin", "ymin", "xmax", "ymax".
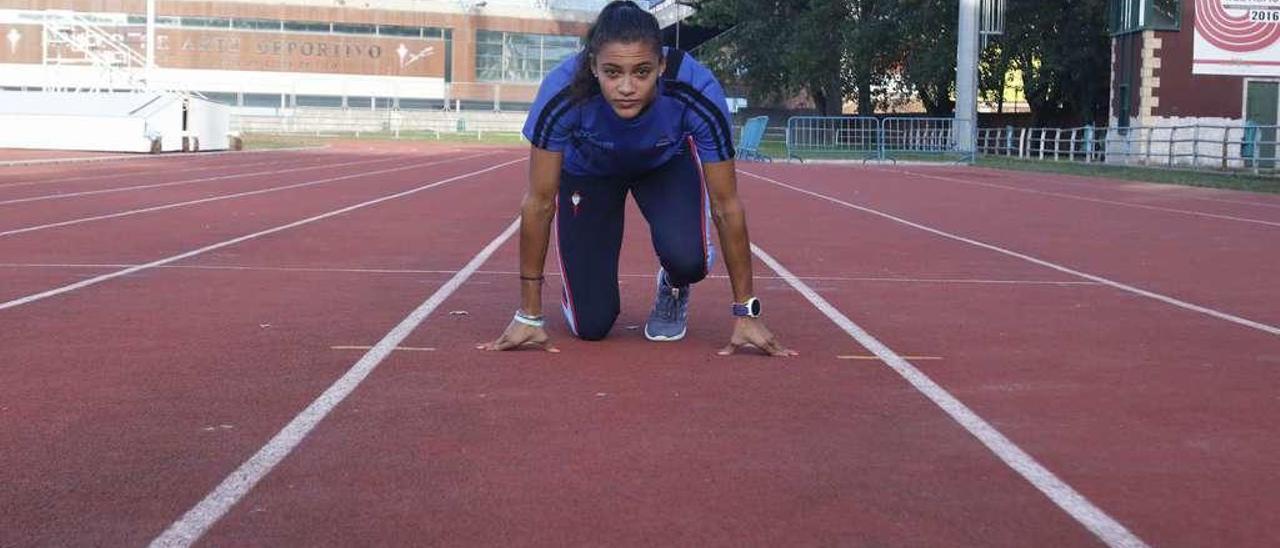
[
  {"xmin": 0, "ymin": 145, "xmax": 327, "ymax": 170},
  {"xmin": 0, "ymin": 263, "xmax": 1102, "ymax": 287},
  {"xmin": 0, "ymin": 154, "xmax": 404, "ymax": 204},
  {"xmin": 0, "ymin": 157, "xmax": 286, "ymax": 190},
  {"xmin": 752, "ymin": 244, "xmax": 1149, "ymax": 548},
  {"xmin": 149, "ymin": 218, "xmax": 519, "ymax": 548},
  {"xmin": 0, "ymin": 154, "xmax": 138, "ymax": 167},
  {"xmin": 330, "ymin": 345, "xmax": 436, "ymax": 352},
  {"xmin": 0, "ymin": 152, "xmax": 495, "ymax": 237},
  {"xmin": 955, "ymin": 167, "xmax": 1280, "ymax": 211},
  {"xmin": 0, "ymin": 157, "xmax": 523, "ymax": 312},
  {"xmin": 889, "ymin": 168, "xmax": 1280, "ymax": 228},
  {"xmin": 741, "ymin": 169, "xmax": 1280, "ymax": 337},
  {"xmin": 1191, "ymin": 196, "xmax": 1280, "ymax": 210},
  {"xmin": 0, "ymin": 148, "xmax": 341, "ymax": 189}
]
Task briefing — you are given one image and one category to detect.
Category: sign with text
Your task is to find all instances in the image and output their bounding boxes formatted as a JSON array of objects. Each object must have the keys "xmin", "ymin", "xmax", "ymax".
[
  {"xmin": 0, "ymin": 23, "xmax": 445, "ymax": 77},
  {"xmin": 1194, "ymin": 0, "xmax": 1280, "ymax": 76}
]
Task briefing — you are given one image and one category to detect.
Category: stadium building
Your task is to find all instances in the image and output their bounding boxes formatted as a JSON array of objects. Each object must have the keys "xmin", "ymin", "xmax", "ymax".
[
  {"xmin": 0, "ymin": 0, "xmax": 620, "ymax": 111},
  {"xmin": 1111, "ymin": 0, "xmax": 1280, "ymax": 129}
]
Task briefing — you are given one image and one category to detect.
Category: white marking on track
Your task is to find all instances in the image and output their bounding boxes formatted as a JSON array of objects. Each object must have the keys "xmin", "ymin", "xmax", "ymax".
[
  {"xmin": 0, "ymin": 157, "xmax": 523, "ymax": 311},
  {"xmin": 0, "ymin": 263, "xmax": 1102, "ymax": 286},
  {"xmin": 0, "ymin": 152, "xmax": 495, "ymax": 237},
  {"xmin": 890, "ymin": 168, "xmax": 1280, "ymax": 228},
  {"xmin": 741, "ymin": 169, "xmax": 1280, "ymax": 337},
  {"xmin": 0, "ymin": 155, "xmax": 404, "ymax": 204},
  {"xmin": 330, "ymin": 345, "xmax": 435, "ymax": 352},
  {"xmin": 753, "ymin": 243, "xmax": 1149, "ymax": 548},
  {"xmin": 149, "ymin": 218, "xmax": 519, "ymax": 547}
]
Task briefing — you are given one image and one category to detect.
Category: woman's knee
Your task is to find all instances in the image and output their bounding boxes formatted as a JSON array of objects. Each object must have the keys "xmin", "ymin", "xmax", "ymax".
[
  {"xmin": 571, "ymin": 310, "xmax": 617, "ymax": 341},
  {"xmin": 662, "ymin": 254, "xmax": 708, "ymax": 286}
]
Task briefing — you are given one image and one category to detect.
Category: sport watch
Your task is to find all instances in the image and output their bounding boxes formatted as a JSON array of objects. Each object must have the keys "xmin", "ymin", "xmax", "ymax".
[{"xmin": 731, "ymin": 297, "xmax": 762, "ymax": 318}]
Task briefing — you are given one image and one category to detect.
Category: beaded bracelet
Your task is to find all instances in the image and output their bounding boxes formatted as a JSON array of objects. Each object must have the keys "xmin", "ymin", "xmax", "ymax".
[{"xmin": 513, "ymin": 309, "xmax": 545, "ymax": 328}]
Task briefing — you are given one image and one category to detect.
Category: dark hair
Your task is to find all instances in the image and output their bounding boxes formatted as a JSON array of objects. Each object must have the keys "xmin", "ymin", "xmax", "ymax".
[{"xmin": 570, "ymin": 0, "xmax": 665, "ymax": 103}]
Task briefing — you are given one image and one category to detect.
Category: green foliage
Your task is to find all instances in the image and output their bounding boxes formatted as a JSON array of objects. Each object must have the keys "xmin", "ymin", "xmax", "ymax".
[
  {"xmin": 694, "ymin": 0, "xmax": 849, "ymax": 114},
  {"xmin": 692, "ymin": 0, "xmax": 1113, "ymax": 123},
  {"xmin": 842, "ymin": 0, "xmax": 901, "ymax": 115},
  {"xmin": 896, "ymin": 0, "xmax": 957, "ymax": 116},
  {"xmin": 1004, "ymin": 0, "xmax": 1112, "ymax": 125}
]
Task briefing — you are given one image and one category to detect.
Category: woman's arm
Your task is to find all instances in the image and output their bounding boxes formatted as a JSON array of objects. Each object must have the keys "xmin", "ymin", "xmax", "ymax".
[
  {"xmin": 702, "ymin": 160, "xmax": 753, "ymax": 302},
  {"xmin": 703, "ymin": 160, "xmax": 797, "ymax": 357},
  {"xmin": 478, "ymin": 146, "xmax": 562, "ymax": 352},
  {"xmin": 518, "ymin": 146, "xmax": 563, "ymax": 316}
]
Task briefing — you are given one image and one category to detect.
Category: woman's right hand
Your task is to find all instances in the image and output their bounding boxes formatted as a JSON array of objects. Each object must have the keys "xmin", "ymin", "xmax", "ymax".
[{"xmin": 477, "ymin": 319, "xmax": 559, "ymax": 352}]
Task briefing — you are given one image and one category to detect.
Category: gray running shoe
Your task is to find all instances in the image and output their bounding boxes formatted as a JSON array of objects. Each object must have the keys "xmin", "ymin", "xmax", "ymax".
[{"xmin": 645, "ymin": 268, "xmax": 690, "ymax": 341}]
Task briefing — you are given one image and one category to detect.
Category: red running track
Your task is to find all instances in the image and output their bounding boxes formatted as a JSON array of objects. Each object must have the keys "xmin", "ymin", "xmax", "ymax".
[{"xmin": 0, "ymin": 145, "xmax": 1277, "ymax": 546}]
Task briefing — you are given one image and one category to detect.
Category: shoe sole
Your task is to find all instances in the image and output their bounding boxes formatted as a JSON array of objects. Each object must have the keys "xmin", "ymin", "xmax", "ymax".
[{"xmin": 644, "ymin": 325, "xmax": 687, "ymax": 342}]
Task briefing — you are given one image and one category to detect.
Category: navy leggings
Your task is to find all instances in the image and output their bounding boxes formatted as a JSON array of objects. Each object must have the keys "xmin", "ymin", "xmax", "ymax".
[{"xmin": 555, "ymin": 141, "xmax": 713, "ymax": 340}]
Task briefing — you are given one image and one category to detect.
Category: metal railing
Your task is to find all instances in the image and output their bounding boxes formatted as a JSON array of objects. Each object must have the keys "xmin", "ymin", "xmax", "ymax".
[
  {"xmin": 232, "ymin": 107, "xmax": 528, "ymax": 140},
  {"xmin": 786, "ymin": 116, "xmax": 881, "ymax": 161},
  {"xmin": 977, "ymin": 124, "xmax": 1280, "ymax": 175},
  {"xmin": 882, "ymin": 117, "xmax": 965, "ymax": 161},
  {"xmin": 785, "ymin": 116, "xmax": 969, "ymax": 162},
  {"xmin": 41, "ymin": 11, "xmax": 202, "ymax": 100}
]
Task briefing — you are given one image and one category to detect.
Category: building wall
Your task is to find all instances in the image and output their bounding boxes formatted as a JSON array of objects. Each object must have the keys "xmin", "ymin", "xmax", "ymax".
[
  {"xmin": 0, "ymin": 0, "xmax": 592, "ymax": 107},
  {"xmin": 1105, "ymin": 1, "xmax": 1260, "ymax": 167},
  {"xmin": 1152, "ymin": 0, "xmax": 1242, "ymax": 119},
  {"xmin": 1112, "ymin": 0, "xmax": 1253, "ymax": 126}
]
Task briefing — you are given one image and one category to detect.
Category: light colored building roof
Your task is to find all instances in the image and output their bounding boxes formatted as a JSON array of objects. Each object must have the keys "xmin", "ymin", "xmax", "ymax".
[{"xmin": 185, "ymin": 0, "xmax": 614, "ymax": 22}]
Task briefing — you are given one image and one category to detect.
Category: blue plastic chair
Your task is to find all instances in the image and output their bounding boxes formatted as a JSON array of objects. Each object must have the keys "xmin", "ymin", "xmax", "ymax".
[{"xmin": 736, "ymin": 116, "xmax": 772, "ymax": 162}]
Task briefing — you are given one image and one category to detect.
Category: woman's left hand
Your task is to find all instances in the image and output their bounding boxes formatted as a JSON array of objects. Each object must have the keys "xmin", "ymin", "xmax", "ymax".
[{"xmin": 718, "ymin": 318, "xmax": 798, "ymax": 357}]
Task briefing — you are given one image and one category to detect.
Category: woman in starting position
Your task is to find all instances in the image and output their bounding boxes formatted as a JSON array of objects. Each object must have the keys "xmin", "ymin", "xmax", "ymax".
[{"xmin": 480, "ymin": 0, "xmax": 795, "ymax": 357}]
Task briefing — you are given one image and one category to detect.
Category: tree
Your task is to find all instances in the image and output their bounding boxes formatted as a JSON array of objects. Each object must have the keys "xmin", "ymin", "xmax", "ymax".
[
  {"xmin": 1003, "ymin": 0, "xmax": 1111, "ymax": 125},
  {"xmin": 843, "ymin": 0, "xmax": 902, "ymax": 115},
  {"xmin": 979, "ymin": 43, "xmax": 1015, "ymax": 113},
  {"xmin": 689, "ymin": 0, "xmax": 1112, "ymax": 124},
  {"xmin": 693, "ymin": 0, "xmax": 850, "ymax": 115},
  {"xmin": 895, "ymin": 0, "xmax": 958, "ymax": 116}
]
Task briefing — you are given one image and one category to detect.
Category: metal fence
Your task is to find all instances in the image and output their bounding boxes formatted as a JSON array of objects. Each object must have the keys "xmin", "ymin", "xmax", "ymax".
[
  {"xmin": 786, "ymin": 116, "xmax": 881, "ymax": 161},
  {"xmin": 785, "ymin": 117, "xmax": 969, "ymax": 162},
  {"xmin": 232, "ymin": 107, "xmax": 527, "ymax": 139},
  {"xmin": 977, "ymin": 124, "xmax": 1280, "ymax": 175},
  {"xmin": 228, "ymin": 109, "xmax": 1278, "ymax": 177},
  {"xmin": 881, "ymin": 117, "xmax": 964, "ymax": 161}
]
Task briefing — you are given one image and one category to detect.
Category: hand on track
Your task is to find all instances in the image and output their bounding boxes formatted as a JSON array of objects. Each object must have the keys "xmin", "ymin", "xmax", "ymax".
[
  {"xmin": 477, "ymin": 320, "xmax": 559, "ymax": 352},
  {"xmin": 718, "ymin": 318, "xmax": 797, "ymax": 357}
]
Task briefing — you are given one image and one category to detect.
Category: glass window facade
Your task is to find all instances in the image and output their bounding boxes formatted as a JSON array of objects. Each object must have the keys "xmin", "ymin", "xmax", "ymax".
[
  {"xmin": 1109, "ymin": 0, "xmax": 1180, "ymax": 35},
  {"xmin": 119, "ymin": 16, "xmax": 447, "ymax": 39},
  {"xmin": 475, "ymin": 30, "xmax": 580, "ymax": 83}
]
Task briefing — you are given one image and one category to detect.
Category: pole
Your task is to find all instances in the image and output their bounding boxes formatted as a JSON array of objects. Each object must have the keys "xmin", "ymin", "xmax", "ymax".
[
  {"xmin": 955, "ymin": 0, "xmax": 980, "ymax": 161},
  {"xmin": 145, "ymin": 0, "xmax": 156, "ymax": 90}
]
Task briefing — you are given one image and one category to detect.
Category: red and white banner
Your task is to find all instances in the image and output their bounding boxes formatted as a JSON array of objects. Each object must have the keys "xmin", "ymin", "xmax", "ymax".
[{"xmin": 1194, "ymin": 0, "xmax": 1280, "ymax": 75}]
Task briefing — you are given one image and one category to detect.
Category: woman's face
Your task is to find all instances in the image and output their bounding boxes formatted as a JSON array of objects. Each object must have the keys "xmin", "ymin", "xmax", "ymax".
[{"xmin": 593, "ymin": 41, "xmax": 665, "ymax": 120}]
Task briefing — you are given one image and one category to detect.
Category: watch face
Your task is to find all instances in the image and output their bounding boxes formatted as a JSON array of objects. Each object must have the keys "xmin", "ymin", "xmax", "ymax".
[{"xmin": 749, "ymin": 298, "xmax": 762, "ymax": 317}]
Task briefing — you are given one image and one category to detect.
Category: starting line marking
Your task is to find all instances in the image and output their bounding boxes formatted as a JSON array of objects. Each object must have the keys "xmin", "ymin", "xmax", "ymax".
[{"xmin": 838, "ymin": 355, "xmax": 941, "ymax": 361}]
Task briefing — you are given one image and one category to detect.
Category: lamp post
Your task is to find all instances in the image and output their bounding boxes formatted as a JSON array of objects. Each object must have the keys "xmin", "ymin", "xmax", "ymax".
[{"xmin": 956, "ymin": 0, "xmax": 979, "ymax": 160}]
